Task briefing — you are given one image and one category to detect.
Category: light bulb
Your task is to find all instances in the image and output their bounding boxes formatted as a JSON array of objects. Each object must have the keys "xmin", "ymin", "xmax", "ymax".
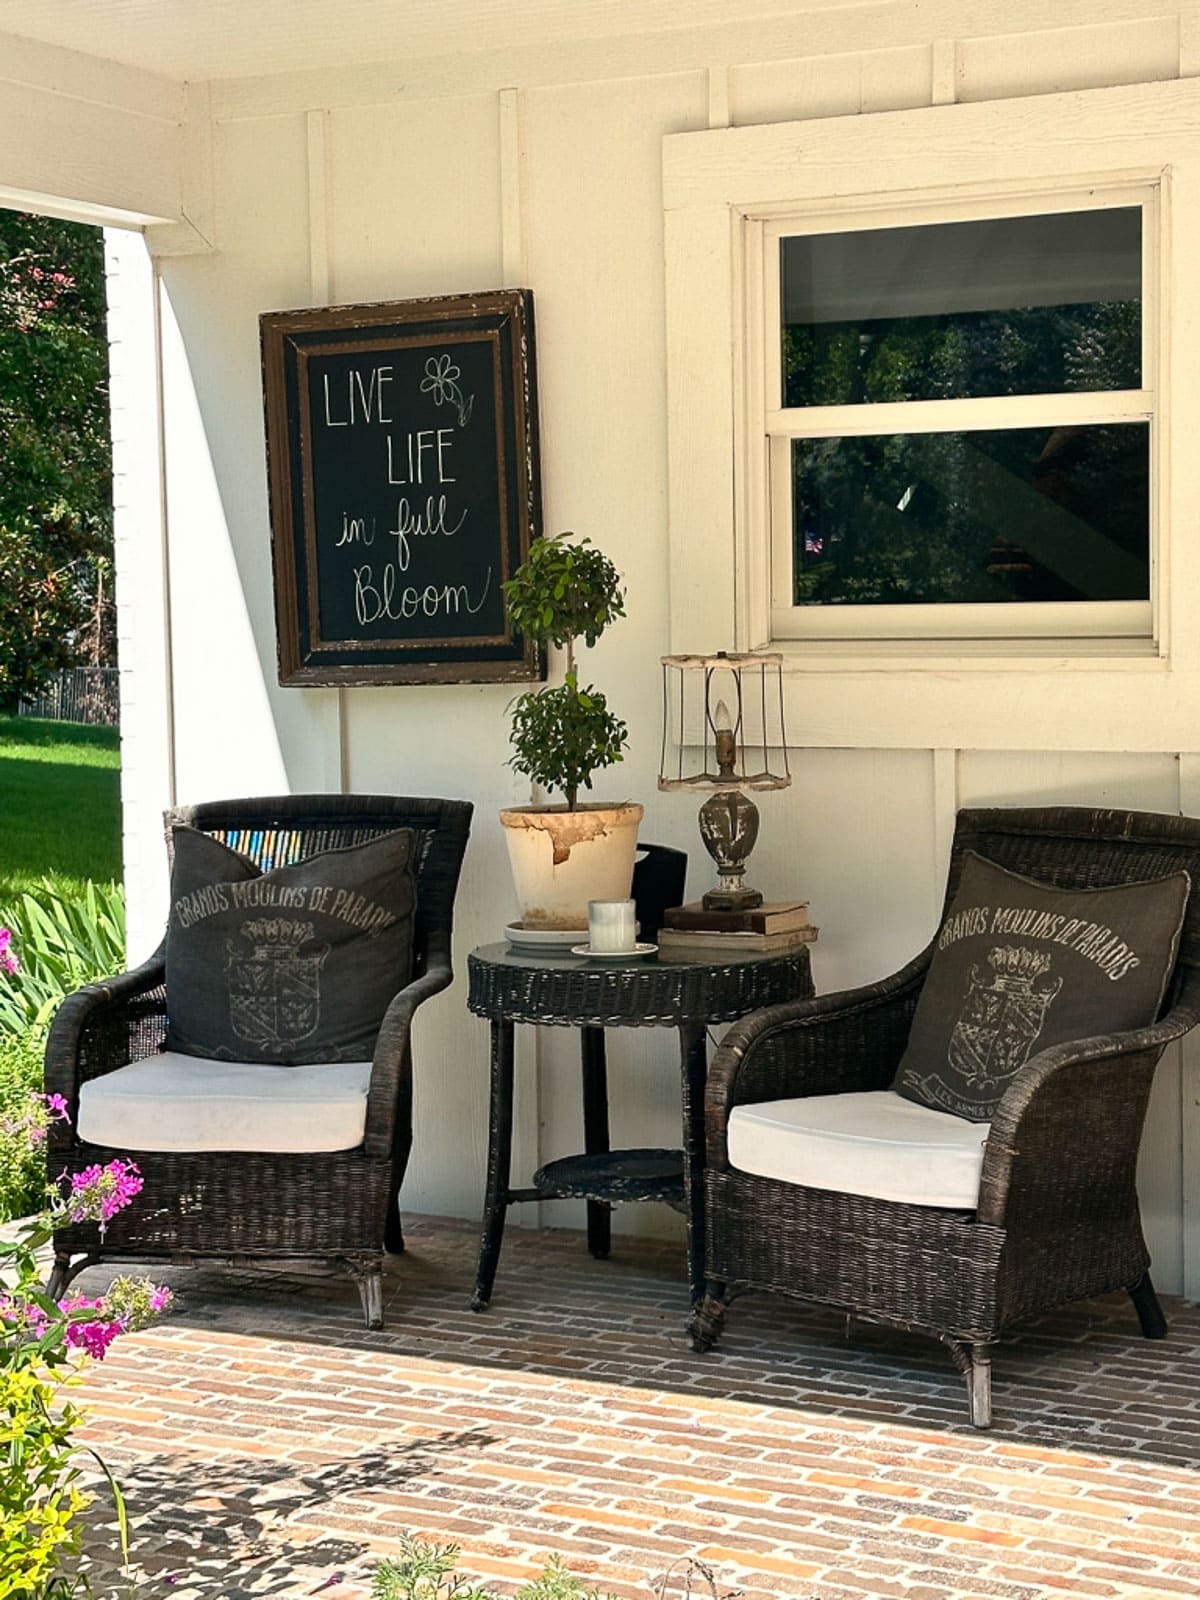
[{"xmin": 712, "ymin": 697, "xmax": 737, "ymax": 778}]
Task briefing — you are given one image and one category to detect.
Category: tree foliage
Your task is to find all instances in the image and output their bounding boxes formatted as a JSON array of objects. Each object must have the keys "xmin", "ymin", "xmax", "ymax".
[
  {"xmin": 0, "ymin": 214, "xmax": 113, "ymax": 707},
  {"xmin": 502, "ymin": 532, "xmax": 628, "ymax": 811},
  {"xmin": 785, "ymin": 300, "xmax": 1146, "ymax": 608}
]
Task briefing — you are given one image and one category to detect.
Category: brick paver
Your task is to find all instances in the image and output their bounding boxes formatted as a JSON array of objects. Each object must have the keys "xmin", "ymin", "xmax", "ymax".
[{"xmin": 72, "ymin": 1216, "xmax": 1200, "ymax": 1598}]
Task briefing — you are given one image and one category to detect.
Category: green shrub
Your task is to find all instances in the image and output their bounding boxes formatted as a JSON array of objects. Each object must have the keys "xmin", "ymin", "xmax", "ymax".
[
  {"xmin": 0, "ymin": 879, "xmax": 124, "ymax": 1036},
  {"xmin": 372, "ymin": 1537, "xmax": 618, "ymax": 1600},
  {"xmin": 1, "ymin": 1121, "xmax": 169, "ymax": 1595},
  {"xmin": 0, "ymin": 1031, "xmax": 47, "ymax": 1222},
  {"xmin": 372, "ymin": 1538, "xmax": 732, "ymax": 1600}
]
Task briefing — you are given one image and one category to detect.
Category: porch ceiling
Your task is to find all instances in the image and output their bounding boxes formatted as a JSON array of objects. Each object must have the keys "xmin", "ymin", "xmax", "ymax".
[{"xmin": 0, "ymin": 0, "xmax": 873, "ymax": 81}]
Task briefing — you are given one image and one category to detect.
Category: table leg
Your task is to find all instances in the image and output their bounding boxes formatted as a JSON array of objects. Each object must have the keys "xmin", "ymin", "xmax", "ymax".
[
  {"xmin": 472, "ymin": 1017, "xmax": 515, "ymax": 1311},
  {"xmin": 580, "ymin": 1025, "xmax": 611, "ymax": 1260},
  {"xmin": 679, "ymin": 1022, "xmax": 708, "ymax": 1307}
]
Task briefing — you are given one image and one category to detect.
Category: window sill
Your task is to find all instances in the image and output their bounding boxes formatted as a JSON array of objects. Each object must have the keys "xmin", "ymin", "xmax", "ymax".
[{"xmin": 770, "ymin": 636, "xmax": 1167, "ymax": 672}]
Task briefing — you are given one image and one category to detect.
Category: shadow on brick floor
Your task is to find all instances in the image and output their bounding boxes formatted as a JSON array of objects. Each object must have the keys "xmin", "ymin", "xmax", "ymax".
[
  {"xmin": 149, "ymin": 1215, "xmax": 1200, "ymax": 1467},
  {"xmin": 71, "ymin": 1215, "xmax": 1200, "ymax": 1600}
]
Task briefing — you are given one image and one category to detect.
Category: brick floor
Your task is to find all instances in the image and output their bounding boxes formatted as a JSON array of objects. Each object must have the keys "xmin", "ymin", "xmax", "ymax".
[{"xmin": 72, "ymin": 1215, "xmax": 1200, "ymax": 1599}]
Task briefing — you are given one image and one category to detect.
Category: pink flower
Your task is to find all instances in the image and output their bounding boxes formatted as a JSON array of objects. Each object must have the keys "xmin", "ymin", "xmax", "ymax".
[
  {"xmin": 0, "ymin": 1089, "xmax": 67, "ymax": 1144},
  {"xmin": 0, "ymin": 928, "xmax": 18, "ymax": 977},
  {"xmin": 65, "ymin": 1159, "xmax": 144, "ymax": 1233},
  {"xmin": 0, "ymin": 1296, "xmax": 49, "ymax": 1337},
  {"xmin": 65, "ymin": 1318, "xmax": 122, "ymax": 1360}
]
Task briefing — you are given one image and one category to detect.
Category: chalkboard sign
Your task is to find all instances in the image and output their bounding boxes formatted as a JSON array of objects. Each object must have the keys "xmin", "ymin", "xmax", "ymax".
[{"xmin": 260, "ymin": 290, "xmax": 544, "ymax": 685}]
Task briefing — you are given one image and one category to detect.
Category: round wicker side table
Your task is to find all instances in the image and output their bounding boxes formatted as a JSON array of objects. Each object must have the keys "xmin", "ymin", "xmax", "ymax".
[{"xmin": 466, "ymin": 941, "xmax": 814, "ymax": 1310}]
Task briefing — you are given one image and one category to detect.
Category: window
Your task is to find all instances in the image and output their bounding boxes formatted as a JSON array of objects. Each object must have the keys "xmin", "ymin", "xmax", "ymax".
[
  {"xmin": 663, "ymin": 81, "xmax": 1200, "ymax": 751},
  {"xmin": 762, "ymin": 191, "xmax": 1156, "ymax": 643}
]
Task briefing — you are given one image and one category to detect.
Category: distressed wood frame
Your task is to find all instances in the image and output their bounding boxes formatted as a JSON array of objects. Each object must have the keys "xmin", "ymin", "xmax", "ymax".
[{"xmin": 261, "ymin": 289, "xmax": 544, "ymax": 686}]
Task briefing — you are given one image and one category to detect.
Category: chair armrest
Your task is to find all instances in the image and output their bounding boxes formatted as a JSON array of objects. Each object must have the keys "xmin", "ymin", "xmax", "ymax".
[
  {"xmin": 43, "ymin": 948, "xmax": 168, "ymax": 1149},
  {"xmin": 705, "ymin": 946, "xmax": 932, "ymax": 1168},
  {"xmin": 976, "ymin": 999, "xmax": 1200, "ymax": 1231},
  {"xmin": 363, "ymin": 953, "xmax": 455, "ymax": 1158}
]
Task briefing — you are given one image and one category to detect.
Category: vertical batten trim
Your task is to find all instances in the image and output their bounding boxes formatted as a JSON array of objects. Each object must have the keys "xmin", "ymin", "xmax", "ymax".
[
  {"xmin": 305, "ymin": 108, "xmax": 332, "ymax": 304},
  {"xmin": 499, "ymin": 84, "xmax": 542, "ymax": 1222},
  {"xmin": 1179, "ymin": 12, "xmax": 1199, "ymax": 77},
  {"xmin": 1178, "ymin": 753, "xmax": 1200, "ymax": 1297},
  {"xmin": 500, "ymin": 88, "xmax": 527, "ymax": 286},
  {"xmin": 931, "ymin": 38, "xmax": 958, "ymax": 106},
  {"xmin": 304, "ymin": 106, "xmax": 345, "ymax": 791},
  {"xmin": 708, "ymin": 66, "xmax": 731, "ymax": 129},
  {"xmin": 931, "ymin": 749, "xmax": 959, "ymax": 913}
]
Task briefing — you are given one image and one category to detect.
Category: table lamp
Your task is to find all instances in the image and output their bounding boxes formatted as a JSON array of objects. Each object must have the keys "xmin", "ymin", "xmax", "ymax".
[{"xmin": 658, "ymin": 652, "xmax": 790, "ymax": 910}]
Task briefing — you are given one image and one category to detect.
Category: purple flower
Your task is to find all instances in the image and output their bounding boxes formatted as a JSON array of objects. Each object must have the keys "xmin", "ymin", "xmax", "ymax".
[
  {"xmin": 65, "ymin": 1158, "xmax": 144, "ymax": 1233},
  {"xmin": 0, "ymin": 928, "xmax": 18, "ymax": 976},
  {"xmin": 44, "ymin": 1093, "xmax": 69, "ymax": 1121}
]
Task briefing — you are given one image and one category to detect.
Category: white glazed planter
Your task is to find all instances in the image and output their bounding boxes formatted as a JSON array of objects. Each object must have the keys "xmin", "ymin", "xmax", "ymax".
[{"xmin": 499, "ymin": 802, "xmax": 644, "ymax": 930}]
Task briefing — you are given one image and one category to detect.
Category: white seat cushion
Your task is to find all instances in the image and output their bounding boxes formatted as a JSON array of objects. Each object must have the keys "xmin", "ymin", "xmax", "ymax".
[
  {"xmin": 726, "ymin": 1089, "xmax": 989, "ymax": 1209},
  {"xmin": 77, "ymin": 1052, "xmax": 372, "ymax": 1154}
]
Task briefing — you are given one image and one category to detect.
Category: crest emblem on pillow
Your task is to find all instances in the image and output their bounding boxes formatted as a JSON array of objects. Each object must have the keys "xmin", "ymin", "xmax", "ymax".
[
  {"xmin": 946, "ymin": 946, "xmax": 1063, "ymax": 1101},
  {"xmin": 895, "ymin": 852, "xmax": 1191, "ymax": 1122},
  {"xmin": 227, "ymin": 919, "xmax": 330, "ymax": 1052}
]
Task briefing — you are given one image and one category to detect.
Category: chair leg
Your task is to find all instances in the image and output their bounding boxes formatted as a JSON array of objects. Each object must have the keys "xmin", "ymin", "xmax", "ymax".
[
  {"xmin": 945, "ymin": 1337, "xmax": 993, "ymax": 1428},
  {"xmin": 1128, "ymin": 1271, "xmax": 1168, "ymax": 1339},
  {"xmin": 966, "ymin": 1343, "xmax": 993, "ymax": 1430},
  {"xmin": 689, "ymin": 1282, "xmax": 727, "ymax": 1354},
  {"xmin": 46, "ymin": 1253, "xmax": 93, "ymax": 1302},
  {"xmin": 354, "ymin": 1266, "xmax": 384, "ymax": 1330}
]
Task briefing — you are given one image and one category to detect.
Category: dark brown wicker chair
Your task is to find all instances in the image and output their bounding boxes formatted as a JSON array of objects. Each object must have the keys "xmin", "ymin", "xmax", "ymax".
[
  {"xmin": 694, "ymin": 806, "xmax": 1200, "ymax": 1426},
  {"xmin": 43, "ymin": 793, "xmax": 472, "ymax": 1328}
]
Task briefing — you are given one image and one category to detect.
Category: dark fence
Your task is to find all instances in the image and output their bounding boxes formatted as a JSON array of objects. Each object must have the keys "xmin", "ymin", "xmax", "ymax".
[{"xmin": 19, "ymin": 666, "xmax": 120, "ymax": 726}]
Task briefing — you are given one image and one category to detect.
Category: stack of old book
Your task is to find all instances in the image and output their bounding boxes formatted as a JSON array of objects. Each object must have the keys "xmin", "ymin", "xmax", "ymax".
[{"xmin": 657, "ymin": 899, "xmax": 816, "ymax": 958}]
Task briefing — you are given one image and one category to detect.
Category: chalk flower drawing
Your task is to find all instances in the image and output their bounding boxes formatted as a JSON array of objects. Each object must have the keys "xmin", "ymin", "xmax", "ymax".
[{"xmin": 420, "ymin": 352, "xmax": 474, "ymax": 426}]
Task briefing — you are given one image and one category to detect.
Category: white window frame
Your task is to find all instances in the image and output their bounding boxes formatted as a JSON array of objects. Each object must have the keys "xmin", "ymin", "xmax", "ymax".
[
  {"xmin": 663, "ymin": 78, "xmax": 1200, "ymax": 752},
  {"xmin": 759, "ymin": 184, "xmax": 1157, "ymax": 646}
]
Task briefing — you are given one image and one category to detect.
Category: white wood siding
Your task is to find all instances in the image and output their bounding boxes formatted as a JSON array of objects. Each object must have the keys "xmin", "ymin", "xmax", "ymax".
[{"xmin": 74, "ymin": 3, "xmax": 1200, "ymax": 1278}]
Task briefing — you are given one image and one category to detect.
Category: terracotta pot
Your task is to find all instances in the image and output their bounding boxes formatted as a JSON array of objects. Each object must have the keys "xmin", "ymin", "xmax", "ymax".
[{"xmin": 499, "ymin": 802, "xmax": 644, "ymax": 931}]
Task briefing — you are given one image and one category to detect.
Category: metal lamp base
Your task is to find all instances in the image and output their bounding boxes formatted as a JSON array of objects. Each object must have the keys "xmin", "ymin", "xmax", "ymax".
[
  {"xmin": 702, "ymin": 883, "xmax": 764, "ymax": 911},
  {"xmin": 698, "ymin": 791, "xmax": 764, "ymax": 912}
]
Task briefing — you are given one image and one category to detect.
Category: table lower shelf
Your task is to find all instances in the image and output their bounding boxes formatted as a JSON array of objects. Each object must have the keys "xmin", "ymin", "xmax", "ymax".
[{"xmin": 525, "ymin": 1147, "xmax": 686, "ymax": 1209}]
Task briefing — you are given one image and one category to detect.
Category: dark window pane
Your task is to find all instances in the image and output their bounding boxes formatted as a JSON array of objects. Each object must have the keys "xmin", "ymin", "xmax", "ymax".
[
  {"xmin": 782, "ymin": 209, "xmax": 1141, "ymax": 407},
  {"xmin": 792, "ymin": 425, "xmax": 1149, "ymax": 606}
]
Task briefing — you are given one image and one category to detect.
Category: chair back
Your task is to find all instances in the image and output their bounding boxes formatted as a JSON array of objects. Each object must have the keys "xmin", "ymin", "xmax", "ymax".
[
  {"xmin": 163, "ymin": 793, "xmax": 473, "ymax": 978},
  {"xmin": 949, "ymin": 807, "xmax": 1200, "ymax": 992},
  {"xmin": 632, "ymin": 842, "xmax": 688, "ymax": 941}
]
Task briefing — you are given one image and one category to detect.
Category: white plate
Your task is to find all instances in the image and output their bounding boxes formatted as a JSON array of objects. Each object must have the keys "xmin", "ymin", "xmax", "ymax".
[
  {"xmin": 570, "ymin": 942, "xmax": 658, "ymax": 959},
  {"xmin": 503, "ymin": 922, "xmax": 585, "ymax": 949}
]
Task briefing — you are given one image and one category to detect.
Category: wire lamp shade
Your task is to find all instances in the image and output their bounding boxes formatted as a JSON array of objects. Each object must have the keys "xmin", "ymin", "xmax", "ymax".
[{"xmin": 658, "ymin": 652, "xmax": 790, "ymax": 910}]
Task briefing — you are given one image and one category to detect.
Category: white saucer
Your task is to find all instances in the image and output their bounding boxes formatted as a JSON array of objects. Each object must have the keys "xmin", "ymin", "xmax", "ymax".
[
  {"xmin": 504, "ymin": 922, "xmax": 585, "ymax": 949},
  {"xmin": 570, "ymin": 942, "xmax": 658, "ymax": 959}
]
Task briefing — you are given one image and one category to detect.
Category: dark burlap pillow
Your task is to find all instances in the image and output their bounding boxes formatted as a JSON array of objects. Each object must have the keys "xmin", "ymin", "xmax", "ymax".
[
  {"xmin": 894, "ymin": 851, "xmax": 1189, "ymax": 1122},
  {"xmin": 165, "ymin": 826, "xmax": 416, "ymax": 1064}
]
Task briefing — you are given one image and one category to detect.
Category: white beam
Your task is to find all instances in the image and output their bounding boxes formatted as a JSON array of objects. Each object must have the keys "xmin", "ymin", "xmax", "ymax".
[{"xmin": 0, "ymin": 28, "xmax": 183, "ymax": 226}]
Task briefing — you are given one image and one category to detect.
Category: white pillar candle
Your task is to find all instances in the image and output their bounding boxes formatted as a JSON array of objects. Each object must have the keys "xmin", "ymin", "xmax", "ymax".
[{"xmin": 587, "ymin": 898, "xmax": 637, "ymax": 953}]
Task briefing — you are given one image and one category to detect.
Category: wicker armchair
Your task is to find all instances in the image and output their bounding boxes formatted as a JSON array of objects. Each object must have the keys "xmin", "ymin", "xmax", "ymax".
[
  {"xmin": 694, "ymin": 806, "xmax": 1200, "ymax": 1426},
  {"xmin": 44, "ymin": 793, "xmax": 472, "ymax": 1327}
]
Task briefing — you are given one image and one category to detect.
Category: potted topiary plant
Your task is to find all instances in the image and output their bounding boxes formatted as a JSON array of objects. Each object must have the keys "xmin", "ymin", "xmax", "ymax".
[{"xmin": 500, "ymin": 531, "xmax": 640, "ymax": 932}]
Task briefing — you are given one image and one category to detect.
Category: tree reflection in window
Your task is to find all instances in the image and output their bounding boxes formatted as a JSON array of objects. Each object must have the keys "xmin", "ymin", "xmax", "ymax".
[{"xmin": 791, "ymin": 424, "xmax": 1149, "ymax": 607}]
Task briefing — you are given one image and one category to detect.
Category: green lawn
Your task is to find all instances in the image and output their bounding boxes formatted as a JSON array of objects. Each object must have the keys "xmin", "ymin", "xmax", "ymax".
[{"xmin": 0, "ymin": 715, "xmax": 122, "ymax": 904}]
